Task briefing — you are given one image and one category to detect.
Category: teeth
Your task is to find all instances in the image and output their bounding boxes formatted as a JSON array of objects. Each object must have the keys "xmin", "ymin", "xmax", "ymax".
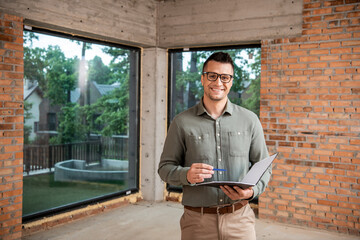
[{"xmin": 211, "ymin": 88, "xmax": 222, "ymax": 92}]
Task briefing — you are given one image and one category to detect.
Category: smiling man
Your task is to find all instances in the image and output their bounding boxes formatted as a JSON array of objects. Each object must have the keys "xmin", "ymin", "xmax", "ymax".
[{"xmin": 158, "ymin": 52, "xmax": 271, "ymax": 240}]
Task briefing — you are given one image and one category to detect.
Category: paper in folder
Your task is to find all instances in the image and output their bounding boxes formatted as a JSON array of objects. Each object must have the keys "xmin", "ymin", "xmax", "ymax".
[{"xmin": 195, "ymin": 153, "xmax": 278, "ymax": 189}]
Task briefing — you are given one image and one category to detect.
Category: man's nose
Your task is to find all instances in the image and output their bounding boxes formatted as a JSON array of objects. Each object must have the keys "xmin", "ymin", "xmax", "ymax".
[{"xmin": 214, "ymin": 76, "xmax": 223, "ymax": 85}]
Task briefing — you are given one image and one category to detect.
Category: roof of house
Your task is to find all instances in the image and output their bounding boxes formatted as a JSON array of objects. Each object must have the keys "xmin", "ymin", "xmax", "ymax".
[
  {"xmin": 24, "ymin": 81, "xmax": 39, "ymax": 100},
  {"xmin": 93, "ymin": 82, "xmax": 120, "ymax": 96}
]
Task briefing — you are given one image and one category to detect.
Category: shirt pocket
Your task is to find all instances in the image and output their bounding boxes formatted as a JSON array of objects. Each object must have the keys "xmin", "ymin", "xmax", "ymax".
[
  {"xmin": 185, "ymin": 133, "xmax": 212, "ymax": 164},
  {"xmin": 228, "ymin": 131, "xmax": 250, "ymax": 157}
]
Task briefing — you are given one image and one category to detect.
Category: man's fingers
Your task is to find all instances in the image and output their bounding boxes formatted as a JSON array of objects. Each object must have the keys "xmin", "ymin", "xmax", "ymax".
[
  {"xmin": 190, "ymin": 163, "xmax": 214, "ymax": 175},
  {"xmin": 220, "ymin": 185, "xmax": 253, "ymax": 200},
  {"xmin": 194, "ymin": 168, "xmax": 214, "ymax": 175},
  {"xmin": 187, "ymin": 163, "xmax": 215, "ymax": 184},
  {"xmin": 191, "ymin": 163, "xmax": 214, "ymax": 170}
]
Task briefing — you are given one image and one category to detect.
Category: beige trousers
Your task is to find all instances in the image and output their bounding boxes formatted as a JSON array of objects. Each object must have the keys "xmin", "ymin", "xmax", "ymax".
[{"xmin": 180, "ymin": 204, "xmax": 256, "ymax": 240}]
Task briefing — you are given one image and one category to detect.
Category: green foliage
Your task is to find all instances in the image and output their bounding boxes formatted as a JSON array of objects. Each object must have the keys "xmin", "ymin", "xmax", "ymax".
[
  {"xmin": 242, "ymin": 49, "xmax": 261, "ymax": 116},
  {"xmin": 242, "ymin": 77, "xmax": 260, "ymax": 116},
  {"xmin": 88, "ymin": 56, "xmax": 111, "ymax": 84},
  {"xmin": 24, "ymin": 32, "xmax": 46, "ymax": 91},
  {"xmin": 84, "ymin": 47, "xmax": 131, "ymax": 136},
  {"xmin": 44, "ymin": 46, "xmax": 77, "ymax": 106},
  {"xmin": 102, "ymin": 47, "xmax": 130, "ymax": 85},
  {"xmin": 86, "ymin": 85, "xmax": 129, "ymax": 136},
  {"xmin": 50, "ymin": 103, "xmax": 87, "ymax": 144}
]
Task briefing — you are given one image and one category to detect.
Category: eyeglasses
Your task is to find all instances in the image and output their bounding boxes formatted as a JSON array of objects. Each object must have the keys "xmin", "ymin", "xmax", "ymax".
[{"xmin": 203, "ymin": 72, "xmax": 233, "ymax": 83}]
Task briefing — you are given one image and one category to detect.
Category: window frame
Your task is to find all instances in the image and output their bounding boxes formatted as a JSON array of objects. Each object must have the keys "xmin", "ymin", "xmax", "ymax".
[
  {"xmin": 22, "ymin": 27, "xmax": 141, "ymax": 222},
  {"xmin": 167, "ymin": 44, "xmax": 261, "ymax": 193}
]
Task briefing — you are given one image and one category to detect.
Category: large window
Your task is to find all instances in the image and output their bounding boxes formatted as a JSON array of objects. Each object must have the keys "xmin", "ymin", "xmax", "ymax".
[
  {"xmin": 23, "ymin": 29, "xmax": 140, "ymax": 220},
  {"xmin": 168, "ymin": 46, "xmax": 261, "ymax": 192}
]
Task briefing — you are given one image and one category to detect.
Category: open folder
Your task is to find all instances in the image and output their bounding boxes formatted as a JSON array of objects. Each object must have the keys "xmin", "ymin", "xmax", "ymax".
[{"xmin": 195, "ymin": 153, "xmax": 278, "ymax": 189}]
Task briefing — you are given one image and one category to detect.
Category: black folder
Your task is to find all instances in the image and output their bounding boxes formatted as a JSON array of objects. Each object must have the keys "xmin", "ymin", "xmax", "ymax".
[{"xmin": 195, "ymin": 153, "xmax": 278, "ymax": 189}]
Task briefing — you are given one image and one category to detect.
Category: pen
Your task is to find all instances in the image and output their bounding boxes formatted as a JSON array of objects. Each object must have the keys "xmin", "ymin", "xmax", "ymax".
[{"xmin": 213, "ymin": 168, "xmax": 226, "ymax": 171}]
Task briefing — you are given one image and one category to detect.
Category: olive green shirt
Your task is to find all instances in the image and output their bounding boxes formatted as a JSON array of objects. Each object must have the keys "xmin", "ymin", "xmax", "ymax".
[{"xmin": 158, "ymin": 99, "xmax": 271, "ymax": 207}]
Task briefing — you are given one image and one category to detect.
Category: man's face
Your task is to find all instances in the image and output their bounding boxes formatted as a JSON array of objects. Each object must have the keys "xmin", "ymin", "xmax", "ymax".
[{"xmin": 201, "ymin": 60, "xmax": 233, "ymax": 102}]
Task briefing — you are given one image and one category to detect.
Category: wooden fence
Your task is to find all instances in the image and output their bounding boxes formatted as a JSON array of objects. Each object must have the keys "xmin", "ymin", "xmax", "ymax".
[{"xmin": 23, "ymin": 136, "xmax": 128, "ymax": 174}]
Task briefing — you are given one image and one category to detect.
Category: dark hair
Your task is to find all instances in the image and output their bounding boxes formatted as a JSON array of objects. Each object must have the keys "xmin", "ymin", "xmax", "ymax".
[{"xmin": 202, "ymin": 52, "xmax": 234, "ymax": 73}]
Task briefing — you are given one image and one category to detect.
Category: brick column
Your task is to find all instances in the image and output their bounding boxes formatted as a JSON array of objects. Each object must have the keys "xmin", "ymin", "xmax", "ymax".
[
  {"xmin": 259, "ymin": 0, "xmax": 359, "ymax": 236},
  {"xmin": 0, "ymin": 12, "xmax": 24, "ymax": 240}
]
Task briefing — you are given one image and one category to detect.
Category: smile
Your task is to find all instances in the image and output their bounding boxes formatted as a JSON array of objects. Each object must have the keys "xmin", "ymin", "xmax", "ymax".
[{"xmin": 210, "ymin": 87, "xmax": 224, "ymax": 92}]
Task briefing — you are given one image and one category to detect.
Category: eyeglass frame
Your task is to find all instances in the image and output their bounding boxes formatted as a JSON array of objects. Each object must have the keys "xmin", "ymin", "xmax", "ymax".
[{"xmin": 202, "ymin": 72, "xmax": 233, "ymax": 83}]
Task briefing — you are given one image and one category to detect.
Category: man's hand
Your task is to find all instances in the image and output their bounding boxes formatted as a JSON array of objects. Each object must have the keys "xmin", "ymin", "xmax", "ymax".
[
  {"xmin": 187, "ymin": 163, "xmax": 214, "ymax": 184},
  {"xmin": 220, "ymin": 185, "xmax": 254, "ymax": 201}
]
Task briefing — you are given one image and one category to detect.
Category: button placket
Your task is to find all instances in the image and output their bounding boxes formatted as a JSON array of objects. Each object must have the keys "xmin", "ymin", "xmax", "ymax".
[
  {"xmin": 215, "ymin": 119, "xmax": 226, "ymax": 205},
  {"xmin": 215, "ymin": 119, "xmax": 223, "ymax": 177}
]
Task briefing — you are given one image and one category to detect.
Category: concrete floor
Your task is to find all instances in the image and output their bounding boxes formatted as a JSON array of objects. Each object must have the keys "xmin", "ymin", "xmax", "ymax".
[{"xmin": 23, "ymin": 201, "xmax": 359, "ymax": 240}]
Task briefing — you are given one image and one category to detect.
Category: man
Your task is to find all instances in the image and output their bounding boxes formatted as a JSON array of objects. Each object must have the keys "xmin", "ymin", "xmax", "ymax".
[{"xmin": 158, "ymin": 52, "xmax": 270, "ymax": 240}]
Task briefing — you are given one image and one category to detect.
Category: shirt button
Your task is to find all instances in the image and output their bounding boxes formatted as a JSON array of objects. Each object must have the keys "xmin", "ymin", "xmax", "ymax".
[
  {"xmin": 219, "ymin": 158, "xmax": 221, "ymax": 161},
  {"xmin": 198, "ymin": 136, "xmax": 201, "ymax": 140},
  {"xmin": 217, "ymin": 133, "xmax": 220, "ymax": 137},
  {"xmin": 219, "ymin": 172, "xmax": 222, "ymax": 175},
  {"xmin": 217, "ymin": 146, "xmax": 220, "ymax": 149},
  {"xmin": 220, "ymin": 199, "xmax": 223, "ymax": 202},
  {"xmin": 238, "ymin": 132, "xmax": 241, "ymax": 135}
]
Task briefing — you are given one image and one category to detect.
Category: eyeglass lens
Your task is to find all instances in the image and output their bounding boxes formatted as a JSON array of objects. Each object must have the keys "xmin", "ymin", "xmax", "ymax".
[{"xmin": 206, "ymin": 72, "xmax": 232, "ymax": 83}]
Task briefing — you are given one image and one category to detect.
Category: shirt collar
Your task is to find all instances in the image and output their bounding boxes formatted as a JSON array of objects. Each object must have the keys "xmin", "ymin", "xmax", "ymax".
[{"xmin": 196, "ymin": 98, "xmax": 234, "ymax": 116}]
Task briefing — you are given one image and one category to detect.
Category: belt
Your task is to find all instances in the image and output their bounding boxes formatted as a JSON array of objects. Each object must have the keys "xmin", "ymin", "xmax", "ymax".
[{"xmin": 184, "ymin": 200, "xmax": 248, "ymax": 215}]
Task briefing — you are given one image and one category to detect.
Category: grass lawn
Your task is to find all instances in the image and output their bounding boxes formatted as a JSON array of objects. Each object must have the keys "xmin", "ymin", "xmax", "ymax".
[{"xmin": 23, "ymin": 173, "xmax": 126, "ymax": 216}]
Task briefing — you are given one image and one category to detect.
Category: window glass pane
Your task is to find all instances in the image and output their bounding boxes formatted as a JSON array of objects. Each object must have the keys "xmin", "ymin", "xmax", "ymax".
[
  {"xmin": 23, "ymin": 31, "xmax": 139, "ymax": 218},
  {"xmin": 168, "ymin": 47, "xmax": 261, "ymax": 191}
]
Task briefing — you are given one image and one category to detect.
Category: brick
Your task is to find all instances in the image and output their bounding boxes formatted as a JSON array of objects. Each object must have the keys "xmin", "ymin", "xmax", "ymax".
[
  {"xmin": 308, "ymin": 192, "xmax": 327, "ymax": 199},
  {"xmin": 0, "ymin": 168, "xmax": 13, "ymax": 176},
  {"xmin": 292, "ymin": 201, "xmax": 310, "ymax": 209},
  {"xmin": 320, "ymin": 42, "xmax": 341, "ymax": 48},
  {"xmin": 341, "ymin": 54, "xmax": 360, "ymax": 60},
  {"xmin": 3, "ymin": 42, "xmax": 23, "ymax": 52},
  {"xmin": 311, "ymin": 204, "xmax": 331, "ymax": 212},
  {"xmin": 318, "ymin": 199, "xmax": 338, "ymax": 207},
  {"xmin": 309, "ymin": 49, "xmax": 329, "ymax": 55},
  {"xmin": 330, "ymin": 33, "xmax": 352, "ymax": 40},
  {"xmin": 299, "ymin": 43, "xmax": 319, "ymax": 49},
  {"xmin": 330, "ymin": 47, "xmax": 352, "ymax": 54},
  {"xmin": 342, "ymin": 40, "xmax": 360, "ymax": 46},
  {"xmin": 0, "ymin": 64, "xmax": 13, "ymax": 71},
  {"xmin": 329, "ymin": 61, "xmax": 351, "ymax": 68}
]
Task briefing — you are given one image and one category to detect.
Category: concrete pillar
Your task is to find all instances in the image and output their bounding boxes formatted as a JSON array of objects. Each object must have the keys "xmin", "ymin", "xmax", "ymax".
[{"xmin": 140, "ymin": 47, "xmax": 167, "ymax": 201}]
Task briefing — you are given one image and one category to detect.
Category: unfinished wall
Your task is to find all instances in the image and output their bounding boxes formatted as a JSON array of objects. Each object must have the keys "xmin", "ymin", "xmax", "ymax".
[
  {"xmin": 158, "ymin": 0, "xmax": 303, "ymax": 48},
  {"xmin": 140, "ymin": 48, "xmax": 167, "ymax": 201},
  {"xmin": 0, "ymin": 0, "xmax": 157, "ymax": 47},
  {"xmin": 260, "ymin": 0, "xmax": 359, "ymax": 235},
  {"xmin": 0, "ymin": 12, "xmax": 24, "ymax": 240}
]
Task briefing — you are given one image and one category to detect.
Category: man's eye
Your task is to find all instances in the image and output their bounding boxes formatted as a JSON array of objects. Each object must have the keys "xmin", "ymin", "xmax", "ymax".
[{"xmin": 208, "ymin": 74, "xmax": 217, "ymax": 78}]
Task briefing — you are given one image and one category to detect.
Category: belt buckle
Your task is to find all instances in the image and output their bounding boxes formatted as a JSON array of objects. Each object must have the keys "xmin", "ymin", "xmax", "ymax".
[
  {"xmin": 216, "ymin": 204, "xmax": 233, "ymax": 215},
  {"xmin": 216, "ymin": 206, "xmax": 221, "ymax": 214}
]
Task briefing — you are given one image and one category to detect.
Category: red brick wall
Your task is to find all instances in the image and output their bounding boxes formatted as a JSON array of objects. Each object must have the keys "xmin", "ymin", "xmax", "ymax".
[
  {"xmin": 259, "ymin": 0, "xmax": 359, "ymax": 236},
  {"xmin": 0, "ymin": 12, "xmax": 24, "ymax": 240}
]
